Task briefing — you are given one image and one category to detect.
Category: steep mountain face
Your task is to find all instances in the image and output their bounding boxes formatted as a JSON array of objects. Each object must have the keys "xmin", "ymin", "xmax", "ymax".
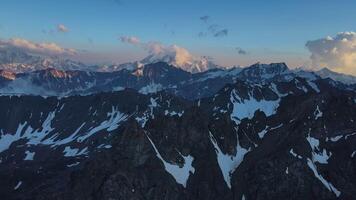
[{"xmin": 0, "ymin": 73, "xmax": 356, "ymax": 200}]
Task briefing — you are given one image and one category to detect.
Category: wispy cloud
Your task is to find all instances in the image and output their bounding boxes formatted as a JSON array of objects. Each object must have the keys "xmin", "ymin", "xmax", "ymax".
[
  {"xmin": 198, "ymin": 18, "xmax": 229, "ymax": 38},
  {"xmin": 198, "ymin": 32, "xmax": 207, "ymax": 38},
  {"xmin": 200, "ymin": 15, "xmax": 210, "ymax": 23},
  {"xmin": 57, "ymin": 24, "xmax": 69, "ymax": 33},
  {"xmin": 208, "ymin": 24, "xmax": 219, "ymax": 33},
  {"xmin": 306, "ymin": 31, "xmax": 356, "ymax": 75},
  {"xmin": 236, "ymin": 47, "xmax": 247, "ymax": 55},
  {"xmin": 120, "ymin": 36, "xmax": 140, "ymax": 45},
  {"xmin": 214, "ymin": 29, "xmax": 228, "ymax": 37}
]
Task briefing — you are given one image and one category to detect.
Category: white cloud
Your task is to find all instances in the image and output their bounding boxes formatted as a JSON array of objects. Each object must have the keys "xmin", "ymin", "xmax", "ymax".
[
  {"xmin": 306, "ymin": 32, "xmax": 356, "ymax": 75},
  {"xmin": 119, "ymin": 35, "xmax": 217, "ymax": 73},
  {"xmin": 0, "ymin": 38, "xmax": 77, "ymax": 56},
  {"xmin": 57, "ymin": 24, "xmax": 69, "ymax": 33},
  {"xmin": 120, "ymin": 36, "xmax": 140, "ymax": 45}
]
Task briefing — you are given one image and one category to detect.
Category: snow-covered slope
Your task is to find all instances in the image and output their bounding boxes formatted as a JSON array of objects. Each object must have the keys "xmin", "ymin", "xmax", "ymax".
[{"xmin": 316, "ymin": 68, "xmax": 356, "ymax": 85}]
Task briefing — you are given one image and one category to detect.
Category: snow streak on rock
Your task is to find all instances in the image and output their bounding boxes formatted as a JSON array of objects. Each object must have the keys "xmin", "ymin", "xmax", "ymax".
[
  {"xmin": 77, "ymin": 106, "xmax": 128, "ymax": 142},
  {"xmin": 209, "ymin": 131, "xmax": 250, "ymax": 188},
  {"xmin": 146, "ymin": 134, "xmax": 195, "ymax": 188},
  {"xmin": 307, "ymin": 158, "xmax": 341, "ymax": 197}
]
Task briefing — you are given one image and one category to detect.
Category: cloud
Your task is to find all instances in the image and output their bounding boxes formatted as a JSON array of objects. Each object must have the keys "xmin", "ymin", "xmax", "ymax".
[
  {"xmin": 119, "ymin": 35, "xmax": 216, "ymax": 72},
  {"xmin": 57, "ymin": 24, "xmax": 69, "ymax": 33},
  {"xmin": 214, "ymin": 29, "xmax": 228, "ymax": 37},
  {"xmin": 120, "ymin": 36, "xmax": 141, "ymax": 45},
  {"xmin": 120, "ymin": 36, "xmax": 190, "ymax": 61},
  {"xmin": 199, "ymin": 24, "xmax": 228, "ymax": 38},
  {"xmin": 306, "ymin": 32, "xmax": 356, "ymax": 75},
  {"xmin": 208, "ymin": 24, "xmax": 219, "ymax": 33},
  {"xmin": 198, "ymin": 32, "xmax": 207, "ymax": 38},
  {"xmin": 236, "ymin": 47, "xmax": 247, "ymax": 55},
  {"xmin": 0, "ymin": 38, "xmax": 77, "ymax": 56},
  {"xmin": 200, "ymin": 15, "xmax": 210, "ymax": 23}
]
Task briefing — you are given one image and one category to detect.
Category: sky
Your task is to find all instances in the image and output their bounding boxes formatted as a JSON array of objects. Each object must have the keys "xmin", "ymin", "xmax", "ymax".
[{"xmin": 0, "ymin": 0, "xmax": 356, "ymax": 74}]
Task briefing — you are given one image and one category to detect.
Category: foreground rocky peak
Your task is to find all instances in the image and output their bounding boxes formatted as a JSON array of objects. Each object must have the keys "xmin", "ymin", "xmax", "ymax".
[{"xmin": 0, "ymin": 77, "xmax": 355, "ymax": 199}]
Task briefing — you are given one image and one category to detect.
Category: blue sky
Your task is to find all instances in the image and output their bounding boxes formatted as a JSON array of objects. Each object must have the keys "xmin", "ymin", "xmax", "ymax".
[{"xmin": 0, "ymin": 0, "xmax": 355, "ymax": 68}]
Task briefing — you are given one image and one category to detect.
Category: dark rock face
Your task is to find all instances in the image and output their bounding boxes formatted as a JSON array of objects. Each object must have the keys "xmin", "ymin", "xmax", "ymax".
[{"xmin": 0, "ymin": 74, "xmax": 355, "ymax": 200}]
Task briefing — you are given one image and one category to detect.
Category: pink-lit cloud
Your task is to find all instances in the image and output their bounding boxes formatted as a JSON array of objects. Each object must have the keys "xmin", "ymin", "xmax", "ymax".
[{"xmin": 0, "ymin": 38, "xmax": 76, "ymax": 56}]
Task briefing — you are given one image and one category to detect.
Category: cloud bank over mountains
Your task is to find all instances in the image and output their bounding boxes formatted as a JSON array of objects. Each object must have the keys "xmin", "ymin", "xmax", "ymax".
[
  {"xmin": 306, "ymin": 32, "xmax": 356, "ymax": 75},
  {"xmin": 119, "ymin": 36, "xmax": 217, "ymax": 73},
  {"xmin": 0, "ymin": 38, "xmax": 76, "ymax": 56},
  {"xmin": 1, "ymin": 30, "xmax": 356, "ymax": 76}
]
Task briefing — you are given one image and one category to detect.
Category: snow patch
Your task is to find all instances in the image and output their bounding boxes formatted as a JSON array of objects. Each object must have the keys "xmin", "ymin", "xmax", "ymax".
[
  {"xmin": 112, "ymin": 86, "xmax": 125, "ymax": 91},
  {"xmin": 230, "ymin": 89, "xmax": 280, "ymax": 126},
  {"xmin": 63, "ymin": 146, "xmax": 88, "ymax": 157},
  {"xmin": 146, "ymin": 134, "xmax": 195, "ymax": 187},
  {"xmin": 330, "ymin": 135, "xmax": 343, "ymax": 142},
  {"xmin": 139, "ymin": 83, "xmax": 163, "ymax": 94},
  {"xmin": 14, "ymin": 181, "xmax": 22, "ymax": 190},
  {"xmin": 148, "ymin": 97, "xmax": 159, "ymax": 119},
  {"xmin": 46, "ymin": 123, "xmax": 86, "ymax": 146},
  {"xmin": 306, "ymin": 134, "xmax": 331, "ymax": 164},
  {"xmin": 351, "ymin": 151, "xmax": 356, "ymax": 158},
  {"xmin": 24, "ymin": 150, "xmax": 35, "ymax": 161},
  {"xmin": 307, "ymin": 158, "xmax": 341, "ymax": 197},
  {"xmin": 290, "ymin": 148, "xmax": 302, "ymax": 159},
  {"xmin": 308, "ymin": 81, "xmax": 320, "ymax": 93},
  {"xmin": 0, "ymin": 122, "xmax": 27, "ymax": 153},
  {"xmin": 135, "ymin": 114, "xmax": 149, "ymax": 128},
  {"xmin": 257, "ymin": 127, "xmax": 268, "ymax": 139},
  {"xmin": 67, "ymin": 162, "xmax": 80, "ymax": 167},
  {"xmin": 77, "ymin": 106, "xmax": 127, "ymax": 142},
  {"xmin": 0, "ymin": 111, "xmax": 56, "ymax": 153},
  {"xmin": 209, "ymin": 131, "xmax": 250, "ymax": 188},
  {"xmin": 165, "ymin": 110, "xmax": 184, "ymax": 117},
  {"xmin": 314, "ymin": 105, "xmax": 323, "ymax": 120}
]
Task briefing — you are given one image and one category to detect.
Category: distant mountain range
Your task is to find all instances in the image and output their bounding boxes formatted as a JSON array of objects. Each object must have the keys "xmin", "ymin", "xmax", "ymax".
[{"xmin": 0, "ymin": 48, "xmax": 355, "ymax": 97}]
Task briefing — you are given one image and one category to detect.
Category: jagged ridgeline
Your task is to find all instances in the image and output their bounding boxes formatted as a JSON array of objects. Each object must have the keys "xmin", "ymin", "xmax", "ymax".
[{"xmin": 0, "ymin": 61, "xmax": 356, "ymax": 200}]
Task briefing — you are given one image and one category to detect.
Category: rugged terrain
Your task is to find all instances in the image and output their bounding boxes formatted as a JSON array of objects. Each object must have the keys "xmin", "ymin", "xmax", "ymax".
[{"xmin": 0, "ymin": 60, "xmax": 355, "ymax": 200}]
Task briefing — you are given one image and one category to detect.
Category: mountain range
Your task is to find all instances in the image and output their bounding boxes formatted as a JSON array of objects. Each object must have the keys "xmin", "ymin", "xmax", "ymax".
[{"xmin": 0, "ymin": 48, "xmax": 356, "ymax": 200}]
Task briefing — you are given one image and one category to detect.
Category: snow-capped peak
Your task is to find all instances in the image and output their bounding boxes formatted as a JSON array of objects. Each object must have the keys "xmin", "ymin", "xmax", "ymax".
[
  {"xmin": 140, "ymin": 45, "xmax": 217, "ymax": 73},
  {"xmin": 0, "ymin": 47, "xmax": 90, "ymax": 73}
]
